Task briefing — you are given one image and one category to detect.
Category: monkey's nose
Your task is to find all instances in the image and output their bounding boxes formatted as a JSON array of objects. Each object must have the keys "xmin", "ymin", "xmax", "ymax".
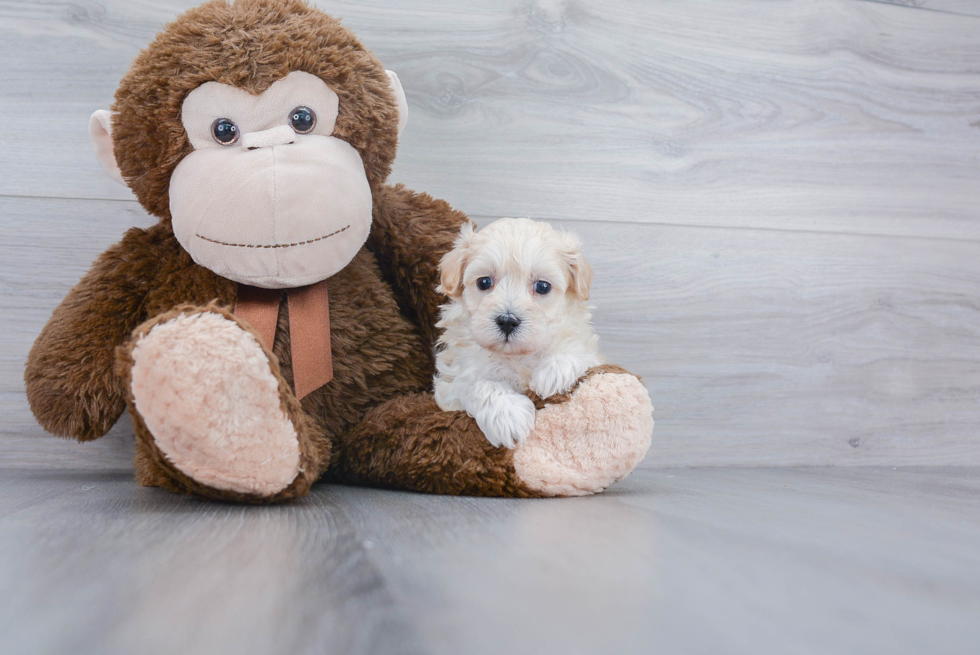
[
  {"xmin": 495, "ymin": 313, "xmax": 521, "ymax": 336},
  {"xmin": 241, "ymin": 125, "xmax": 296, "ymax": 150}
]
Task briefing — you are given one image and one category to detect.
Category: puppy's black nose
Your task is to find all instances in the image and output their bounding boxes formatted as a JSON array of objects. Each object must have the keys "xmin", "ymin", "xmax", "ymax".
[{"xmin": 495, "ymin": 313, "xmax": 521, "ymax": 336}]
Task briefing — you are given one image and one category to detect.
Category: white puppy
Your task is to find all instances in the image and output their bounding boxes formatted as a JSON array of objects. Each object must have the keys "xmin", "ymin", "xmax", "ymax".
[{"xmin": 433, "ymin": 217, "xmax": 602, "ymax": 448}]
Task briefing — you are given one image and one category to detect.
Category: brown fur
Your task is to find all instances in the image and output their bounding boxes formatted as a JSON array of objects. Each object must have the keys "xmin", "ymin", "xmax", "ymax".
[
  {"xmin": 25, "ymin": 224, "xmax": 173, "ymax": 440},
  {"xmin": 110, "ymin": 0, "xmax": 400, "ymax": 220},
  {"xmin": 330, "ymin": 392, "xmax": 541, "ymax": 497},
  {"xmin": 329, "ymin": 364, "xmax": 634, "ymax": 498},
  {"xmin": 368, "ymin": 184, "xmax": 473, "ymax": 347},
  {"xmin": 24, "ymin": 0, "xmax": 642, "ymax": 501}
]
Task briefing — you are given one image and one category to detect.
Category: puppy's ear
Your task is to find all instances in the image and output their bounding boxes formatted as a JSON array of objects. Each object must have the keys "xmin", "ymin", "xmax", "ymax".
[
  {"xmin": 560, "ymin": 231, "xmax": 593, "ymax": 300},
  {"xmin": 438, "ymin": 222, "xmax": 475, "ymax": 298}
]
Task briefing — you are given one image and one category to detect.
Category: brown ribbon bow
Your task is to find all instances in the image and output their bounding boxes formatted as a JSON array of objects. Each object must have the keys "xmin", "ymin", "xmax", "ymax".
[{"xmin": 234, "ymin": 280, "xmax": 334, "ymax": 399}]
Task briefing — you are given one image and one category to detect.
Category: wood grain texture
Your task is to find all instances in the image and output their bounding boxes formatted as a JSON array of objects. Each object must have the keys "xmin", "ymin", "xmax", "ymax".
[
  {"xmin": 2, "ymin": 1, "xmax": 979, "ymax": 468},
  {"xmin": 0, "ymin": 469, "xmax": 425, "ymax": 655},
  {"xmin": 4, "ymin": 196, "xmax": 979, "ymax": 468},
  {"xmin": 6, "ymin": 467, "xmax": 975, "ymax": 654},
  {"xmin": 551, "ymin": 218, "xmax": 980, "ymax": 467},
  {"xmin": 862, "ymin": 0, "xmax": 980, "ymax": 17},
  {"xmin": 0, "ymin": 0, "xmax": 978, "ymax": 239},
  {"xmin": 330, "ymin": 466, "xmax": 980, "ymax": 654},
  {"xmin": 3, "ymin": 3, "xmax": 979, "ymax": 651}
]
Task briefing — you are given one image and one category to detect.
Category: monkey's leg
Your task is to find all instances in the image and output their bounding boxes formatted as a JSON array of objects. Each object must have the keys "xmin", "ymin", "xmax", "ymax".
[
  {"xmin": 330, "ymin": 365, "xmax": 654, "ymax": 497},
  {"xmin": 115, "ymin": 304, "xmax": 324, "ymax": 503}
]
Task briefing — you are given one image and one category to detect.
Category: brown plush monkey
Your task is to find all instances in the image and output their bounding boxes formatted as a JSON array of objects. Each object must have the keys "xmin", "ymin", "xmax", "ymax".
[{"xmin": 24, "ymin": 0, "xmax": 653, "ymax": 503}]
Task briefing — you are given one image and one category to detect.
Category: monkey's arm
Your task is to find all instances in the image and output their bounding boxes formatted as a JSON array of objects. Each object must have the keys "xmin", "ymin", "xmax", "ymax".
[
  {"xmin": 25, "ymin": 226, "xmax": 163, "ymax": 441},
  {"xmin": 327, "ymin": 365, "xmax": 654, "ymax": 498},
  {"xmin": 367, "ymin": 183, "xmax": 470, "ymax": 346}
]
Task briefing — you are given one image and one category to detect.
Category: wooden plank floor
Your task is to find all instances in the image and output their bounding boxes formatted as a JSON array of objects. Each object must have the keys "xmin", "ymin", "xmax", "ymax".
[
  {"xmin": 2, "ymin": 0, "xmax": 979, "ymax": 468},
  {"xmin": 2, "ymin": 1, "xmax": 980, "ymax": 652},
  {"xmin": 4, "ymin": 196, "xmax": 980, "ymax": 468},
  {"xmin": 3, "ymin": 0, "xmax": 980, "ymax": 239},
  {"xmin": 1, "ymin": 466, "xmax": 978, "ymax": 655}
]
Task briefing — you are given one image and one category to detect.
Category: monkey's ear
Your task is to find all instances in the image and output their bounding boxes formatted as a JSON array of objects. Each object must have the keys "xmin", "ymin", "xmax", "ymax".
[
  {"xmin": 88, "ymin": 110, "xmax": 126, "ymax": 186},
  {"xmin": 385, "ymin": 71, "xmax": 408, "ymax": 137}
]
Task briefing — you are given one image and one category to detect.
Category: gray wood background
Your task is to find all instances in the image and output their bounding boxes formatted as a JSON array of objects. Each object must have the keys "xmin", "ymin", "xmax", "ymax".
[
  {"xmin": 3, "ymin": 466, "xmax": 979, "ymax": 654},
  {"xmin": 3, "ymin": 4, "xmax": 980, "ymax": 654},
  {"xmin": 2, "ymin": 0, "xmax": 979, "ymax": 468}
]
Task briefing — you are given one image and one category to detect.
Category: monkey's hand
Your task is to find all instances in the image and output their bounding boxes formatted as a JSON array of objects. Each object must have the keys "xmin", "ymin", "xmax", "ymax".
[{"xmin": 24, "ymin": 227, "xmax": 161, "ymax": 441}]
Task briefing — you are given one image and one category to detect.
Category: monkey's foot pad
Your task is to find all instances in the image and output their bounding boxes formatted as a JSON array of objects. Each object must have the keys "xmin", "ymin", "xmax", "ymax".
[
  {"xmin": 514, "ymin": 369, "xmax": 654, "ymax": 496},
  {"xmin": 129, "ymin": 310, "xmax": 300, "ymax": 496}
]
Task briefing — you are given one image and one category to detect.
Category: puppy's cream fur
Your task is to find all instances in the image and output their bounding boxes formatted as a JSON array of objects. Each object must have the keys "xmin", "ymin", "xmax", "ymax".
[{"xmin": 434, "ymin": 218, "xmax": 602, "ymax": 449}]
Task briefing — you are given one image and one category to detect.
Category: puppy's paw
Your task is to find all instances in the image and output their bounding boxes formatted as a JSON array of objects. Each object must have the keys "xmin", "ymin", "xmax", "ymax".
[
  {"xmin": 530, "ymin": 355, "xmax": 589, "ymax": 399},
  {"xmin": 475, "ymin": 393, "xmax": 537, "ymax": 449}
]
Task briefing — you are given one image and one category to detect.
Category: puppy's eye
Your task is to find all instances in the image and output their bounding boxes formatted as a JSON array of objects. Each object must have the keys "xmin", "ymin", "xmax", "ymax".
[
  {"xmin": 211, "ymin": 118, "xmax": 240, "ymax": 145},
  {"xmin": 534, "ymin": 280, "xmax": 552, "ymax": 295},
  {"xmin": 289, "ymin": 106, "xmax": 316, "ymax": 134},
  {"xmin": 476, "ymin": 277, "xmax": 494, "ymax": 291}
]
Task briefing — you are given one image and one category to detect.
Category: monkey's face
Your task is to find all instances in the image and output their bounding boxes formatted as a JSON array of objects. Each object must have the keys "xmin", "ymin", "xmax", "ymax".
[
  {"xmin": 168, "ymin": 72, "xmax": 372, "ymax": 289},
  {"xmin": 89, "ymin": 1, "xmax": 408, "ymax": 288}
]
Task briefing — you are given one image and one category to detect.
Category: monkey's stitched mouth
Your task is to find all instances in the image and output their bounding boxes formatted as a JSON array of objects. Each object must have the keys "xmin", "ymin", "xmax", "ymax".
[{"xmin": 195, "ymin": 225, "xmax": 351, "ymax": 249}]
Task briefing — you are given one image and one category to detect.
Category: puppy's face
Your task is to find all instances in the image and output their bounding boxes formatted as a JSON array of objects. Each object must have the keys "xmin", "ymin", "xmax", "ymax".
[{"xmin": 438, "ymin": 218, "xmax": 592, "ymax": 356}]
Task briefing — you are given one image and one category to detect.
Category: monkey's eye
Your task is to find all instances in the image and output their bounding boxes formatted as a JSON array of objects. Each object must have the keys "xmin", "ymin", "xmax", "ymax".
[
  {"xmin": 476, "ymin": 277, "xmax": 494, "ymax": 291},
  {"xmin": 289, "ymin": 106, "xmax": 316, "ymax": 134},
  {"xmin": 534, "ymin": 280, "xmax": 552, "ymax": 295},
  {"xmin": 210, "ymin": 118, "xmax": 240, "ymax": 145}
]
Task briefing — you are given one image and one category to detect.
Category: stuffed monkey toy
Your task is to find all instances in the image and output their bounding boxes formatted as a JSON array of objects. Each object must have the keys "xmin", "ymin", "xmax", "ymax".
[{"xmin": 24, "ymin": 0, "xmax": 653, "ymax": 503}]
